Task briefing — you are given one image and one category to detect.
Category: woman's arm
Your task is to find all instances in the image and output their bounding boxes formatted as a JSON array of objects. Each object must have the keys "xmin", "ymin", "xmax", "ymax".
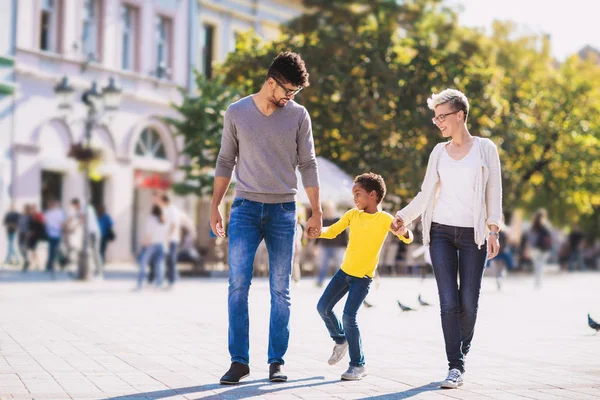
[
  {"xmin": 395, "ymin": 144, "xmax": 444, "ymax": 226},
  {"xmin": 485, "ymin": 140, "xmax": 503, "ymax": 231}
]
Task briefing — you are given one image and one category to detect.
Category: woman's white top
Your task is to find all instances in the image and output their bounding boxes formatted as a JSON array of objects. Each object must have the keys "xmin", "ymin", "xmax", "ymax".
[
  {"xmin": 396, "ymin": 137, "xmax": 503, "ymax": 248},
  {"xmin": 432, "ymin": 144, "xmax": 479, "ymax": 228},
  {"xmin": 146, "ymin": 215, "xmax": 169, "ymax": 247}
]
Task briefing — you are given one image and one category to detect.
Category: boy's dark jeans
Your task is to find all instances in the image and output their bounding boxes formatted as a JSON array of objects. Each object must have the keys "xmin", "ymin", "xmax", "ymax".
[{"xmin": 317, "ymin": 269, "xmax": 371, "ymax": 367}]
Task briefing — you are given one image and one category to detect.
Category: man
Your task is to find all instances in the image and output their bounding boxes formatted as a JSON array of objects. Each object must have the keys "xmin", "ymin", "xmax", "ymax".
[
  {"xmin": 211, "ymin": 51, "xmax": 322, "ymax": 384},
  {"xmin": 3, "ymin": 206, "xmax": 21, "ymax": 266},
  {"xmin": 70, "ymin": 199, "xmax": 103, "ymax": 278},
  {"xmin": 162, "ymin": 194, "xmax": 182, "ymax": 287},
  {"xmin": 44, "ymin": 199, "xmax": 66, "ymax": 277}
]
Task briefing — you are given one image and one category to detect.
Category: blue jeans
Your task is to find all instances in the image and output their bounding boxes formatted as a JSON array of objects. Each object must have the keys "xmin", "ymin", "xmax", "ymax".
[
  {"xmin": 429, "ymin": 223, "xmax": 487, "ymax": 373},
  {"xmin": 317, "ymin": 269, "xmax": 372, "ymax": 367},
  {"xmin": 317, "ymin": 246, "xmax": 344, "ymax": 285},
  {"xmin": 45, "ymin": 236, "xmax": 61, "ymax": 273},
  {"xmin": 4, "ymin": 231, "xmax": 20, "ymax": 264},
  {"xmin": 138, "ymin": 244, "xmax": 165, "ymax": 288},
  {"xmin": 227, "ymin": 197, "xmax": 297, "ymax": 365},
  {"xmin": 166, "ymin": 241, "xmax": 179, "ymax": 284}
]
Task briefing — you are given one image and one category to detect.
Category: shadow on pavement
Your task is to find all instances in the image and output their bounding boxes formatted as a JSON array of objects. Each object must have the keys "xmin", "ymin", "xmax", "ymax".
[
  {"xmin": 363, "ymin": 381, "xmax": 442, "ymax": 399},
  {"xmin": 103, "ymin": 376, "xmax": 339, "ymax": 400}
]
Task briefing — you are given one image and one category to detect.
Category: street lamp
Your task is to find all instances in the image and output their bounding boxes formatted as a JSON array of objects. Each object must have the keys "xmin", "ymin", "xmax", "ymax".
[
  {"xmin": 54, "ymin": 76, "xmax": 122, "ymax": 280},
  {"xmin": 53, "ymin": 77, "xmax": 75, "ymax": 110}
]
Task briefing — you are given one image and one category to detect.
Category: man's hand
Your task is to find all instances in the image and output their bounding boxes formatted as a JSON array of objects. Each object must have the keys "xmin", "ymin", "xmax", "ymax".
[
  {"xmin": 305, "ymin": 213, "xmax": 323, "ymax": 239},
  {"xmin": 390, "ymin": 215, "xmax": 404, "ymax": 234},
  {"xmin": 210, "ymin": 206, "xmax": 226, "ymax": 238},
  {"xmin": 487, "ymin": 232, "xmax": 500, "ymax": 260}
]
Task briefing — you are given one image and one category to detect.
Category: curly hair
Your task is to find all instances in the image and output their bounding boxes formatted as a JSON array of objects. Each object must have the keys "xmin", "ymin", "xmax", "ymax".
[
  {"xmin": 354, "ymin": 173, "xmax": 386, "ymax": 203},
  {"xmin": 267, "ymin": 51, "xmax": 310, "ymax": 88}
]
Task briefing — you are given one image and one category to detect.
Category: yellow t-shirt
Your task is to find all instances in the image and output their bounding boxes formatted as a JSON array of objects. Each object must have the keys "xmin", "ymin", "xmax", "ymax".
[{"xmin": 319, "ymin": 209, "xmax": 413, "ymax": 278}]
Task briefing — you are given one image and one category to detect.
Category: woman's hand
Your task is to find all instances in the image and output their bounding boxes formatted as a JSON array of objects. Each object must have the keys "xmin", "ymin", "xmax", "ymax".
[{"xmin": 487, "ymin": 232, "xmax": 500, "ymax": 260}]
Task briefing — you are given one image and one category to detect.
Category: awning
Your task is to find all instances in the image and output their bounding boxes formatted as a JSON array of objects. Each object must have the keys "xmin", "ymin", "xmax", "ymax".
[{"xmin": 296, "ymin": 157, "xmax": 354, "ymax": 207}]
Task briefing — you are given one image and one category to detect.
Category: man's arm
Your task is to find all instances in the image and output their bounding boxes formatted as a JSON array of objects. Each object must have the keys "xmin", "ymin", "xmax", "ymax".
[
  {"xmin": 211, "ymin": 107, "xmax": 238, "ymax": 238},
  {"xmin": 210, "ymin": 177, "xmax": 232, "ymax": 238},
  {"xmin": 297, "ymin": 109, "xmax": 322, "ymax": 238},
  {"xmin": 304, "ymin": 186, "xmax": 322, "ymax": 238}
]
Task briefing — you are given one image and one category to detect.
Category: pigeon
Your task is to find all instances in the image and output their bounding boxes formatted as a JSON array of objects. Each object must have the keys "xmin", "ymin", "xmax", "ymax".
[
  {"xmin": 397, "ymin": 300, "xmax": 415, "ymax": 312},
  {"xmin": 588, "ymin": 314, "xmax": 600, "ymax": 332},
  {"xmin": 418, "ymin": 294, "xmax": 432, "ymax": 307}
]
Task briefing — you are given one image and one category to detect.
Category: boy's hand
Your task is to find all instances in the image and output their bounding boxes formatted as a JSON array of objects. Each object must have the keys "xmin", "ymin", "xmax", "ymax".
[
  {"xmin": 390, "ymin": 215, "xmax": 404, "ymax": 234},
  {"xmin": 395, "ymin": 225, "xmax": 409, "ymax": 238}
]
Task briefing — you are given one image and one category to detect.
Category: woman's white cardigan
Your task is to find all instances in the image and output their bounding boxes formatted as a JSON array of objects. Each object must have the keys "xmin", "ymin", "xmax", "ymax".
[{"xmin": 396, "ymin": 137, "xmax": 503, "ymax": 248}]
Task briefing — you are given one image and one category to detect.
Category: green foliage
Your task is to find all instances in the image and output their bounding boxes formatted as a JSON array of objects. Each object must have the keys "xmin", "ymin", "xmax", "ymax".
[
  {"xmin": 171, "ymin": 0, "xmax": 600, "ymax": 235},
  {"xmin": 165, "ymin": 73, "xmax": 241, "ymax": 196}
]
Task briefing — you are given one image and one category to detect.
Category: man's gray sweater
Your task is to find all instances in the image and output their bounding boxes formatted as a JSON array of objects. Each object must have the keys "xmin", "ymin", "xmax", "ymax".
[{"xmin": 215, "ymin": 95, "xmax": 320, "ymax": 204}]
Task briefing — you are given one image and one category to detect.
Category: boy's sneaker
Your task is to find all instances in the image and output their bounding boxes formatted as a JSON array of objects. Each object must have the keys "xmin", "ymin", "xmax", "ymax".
[
  {"xmin": 220, "ymin": 362, "xmax": 250, "ymax": 385},
  {"xmin": 440, "ymin": 368, "xmax": 463, "ymax": 389},
  {"xmin": 328, "ymin": 342, "xmax": 348, "ymax": 365},
  {"xmin": 341, "ymin": 365, "xmax": 367, "ymax": 381}
]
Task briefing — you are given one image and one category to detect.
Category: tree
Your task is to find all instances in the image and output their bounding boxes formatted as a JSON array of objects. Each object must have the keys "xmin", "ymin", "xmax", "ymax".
[
  {"xmin": 219, "ymin": 0, "xmax": 493, "ymax": 204},
  {"xmin": 165, "ymin": 73, "xmax": 240, "ymax": 196}
]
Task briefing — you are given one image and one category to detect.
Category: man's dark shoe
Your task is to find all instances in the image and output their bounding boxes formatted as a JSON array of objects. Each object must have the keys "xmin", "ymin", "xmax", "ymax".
[
  {"xmin": 269, "ymin": 362, "xmax": 287, "ymax": 382},
  {"xmin": 220, "ymin": 362, "xmax": 250, "ymax": 385}
]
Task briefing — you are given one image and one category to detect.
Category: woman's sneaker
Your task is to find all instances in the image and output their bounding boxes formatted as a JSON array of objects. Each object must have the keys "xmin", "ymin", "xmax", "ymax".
[
  {"xmin": 341, "ymin": 365, "xmax": 367, "ymax": 380},
  {"xmin": 440, "ymin": 368, "xmax": 463, "ymax": 389},
  {"xmin": 328, "ymin": 342, "xmax": 348, "ymax": 365}
]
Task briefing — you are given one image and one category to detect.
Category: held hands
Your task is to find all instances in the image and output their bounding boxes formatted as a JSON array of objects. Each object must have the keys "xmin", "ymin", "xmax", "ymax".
[
  {"xmin": 390, "ymin": 215, "xmax": 404, "ymax": 234},
  {"xmin": 305, "ymin": 213, "xmax": 323, "ymax": 239}
]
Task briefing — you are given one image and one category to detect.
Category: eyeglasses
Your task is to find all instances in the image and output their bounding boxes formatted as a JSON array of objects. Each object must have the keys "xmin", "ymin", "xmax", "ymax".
[
  {"xmin": 432, "ymin": 110, "xmax": 461, "ymax": 125},
  {"xmin": 270, "ymin": 76, "xmax": 303, "ymax": 97}
]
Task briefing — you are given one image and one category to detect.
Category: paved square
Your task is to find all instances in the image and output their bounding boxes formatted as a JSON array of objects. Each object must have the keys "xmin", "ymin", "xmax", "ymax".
[{"xmin": 0, "ymin": 267, "xmax": 598, "ymax": 399}]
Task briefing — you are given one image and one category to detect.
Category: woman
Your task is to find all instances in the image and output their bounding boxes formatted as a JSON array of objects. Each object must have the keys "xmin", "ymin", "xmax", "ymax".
[
  {"xmin": 391, "ymin": 89, "xmax": 502, "ymax": 389},
  {"xmin": 136, "ymin": 205, "xmax": 168, "ymax": 290}
]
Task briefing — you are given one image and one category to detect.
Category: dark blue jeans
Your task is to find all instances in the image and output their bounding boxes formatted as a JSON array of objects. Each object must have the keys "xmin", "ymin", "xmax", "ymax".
[
  {"xmin": 166, "ymin": 241, "xmax": 179, "ymax": 284},
  {"xmin": 227, "ymin": 198, "xmax": 297, "ymax": 365},
  {"xmin": 45, "ymin": 236, "xmax": 61, "ymax": 273},
  {"xmin": 429, "ymin": 222, "xmax": 487, "ymax": 373},
  {"xmin": 317, "ymin": 269, "xmax": 372, "ymax": 367}
]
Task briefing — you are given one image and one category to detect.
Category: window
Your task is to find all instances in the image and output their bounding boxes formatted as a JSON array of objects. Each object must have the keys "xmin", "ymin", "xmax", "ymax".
[
  {"xmin": 121, "ymin": 4, "xmax": 136, "ymax": 70},
  {"xmin": 40, "ymin": 0, "xmax": 58, "ymax": 51},
  {"xmin": 201, "ymin": 24, "xmax": 215, "ymax": 79},
  {"xmin": 135, "ymin": 129, "xmax": 167, "ymax": 160},
  {"xmin": 155, "ymin": 16, "xmax": 171, "ymax": 78},
  {"xmin": 82, "ymin": 0, "xmax": 99, "ymax": 60}
]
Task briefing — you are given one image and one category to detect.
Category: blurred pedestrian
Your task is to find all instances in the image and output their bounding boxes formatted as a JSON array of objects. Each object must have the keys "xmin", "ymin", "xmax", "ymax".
[
  {"xmin": 567, "ymin": 223, "xmax": 585, "ymax": 271},
  {"xmin": 96, "ymin": 204, "xmax": 114, "ymax": 264},
  {"xmin": 527, "ymin": 208, "xmax": 553, "ymax": 288},
  {"xmin": 316, "ymin": 201, "xmax": 347, "ymax": 287},
  {"xmin": 43, "ymin": 199, "xmax": 66, "ymax": 277},
  {"xmin": 136, "ymin": 204, "xmax": 168, "ymax": 290},
  {"xmin": 3, "ymin": 206, "xmax": 21, "ymax": 266}
]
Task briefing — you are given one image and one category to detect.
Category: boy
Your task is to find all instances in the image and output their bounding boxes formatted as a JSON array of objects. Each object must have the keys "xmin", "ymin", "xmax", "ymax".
[{"xmin": 313, "ymin": 173, "xmax": 412, "ymax": 380}]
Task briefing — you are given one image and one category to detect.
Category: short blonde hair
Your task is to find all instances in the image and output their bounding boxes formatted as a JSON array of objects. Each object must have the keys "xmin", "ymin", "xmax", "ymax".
[{"xmin": 427, "ymin": 89, "xmax": 469, "ymax": 120}]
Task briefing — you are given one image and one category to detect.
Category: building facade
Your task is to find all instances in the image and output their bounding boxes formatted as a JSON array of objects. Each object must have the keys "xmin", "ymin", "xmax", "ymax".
[{"xmin": 2, "ymin": 0, "xmax": 304, "ymax": 263}]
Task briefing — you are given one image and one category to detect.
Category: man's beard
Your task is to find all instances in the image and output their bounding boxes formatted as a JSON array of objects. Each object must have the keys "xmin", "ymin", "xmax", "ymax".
[{"xmin": 270, "ymin": 96, "xmax": 289, "ymax": 108}]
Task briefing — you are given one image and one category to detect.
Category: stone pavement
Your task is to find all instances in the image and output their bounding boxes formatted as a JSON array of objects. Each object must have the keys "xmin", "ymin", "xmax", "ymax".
[{"xmin": 0, "ymin": 266, "xmax": 598, "ymax": 399}]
